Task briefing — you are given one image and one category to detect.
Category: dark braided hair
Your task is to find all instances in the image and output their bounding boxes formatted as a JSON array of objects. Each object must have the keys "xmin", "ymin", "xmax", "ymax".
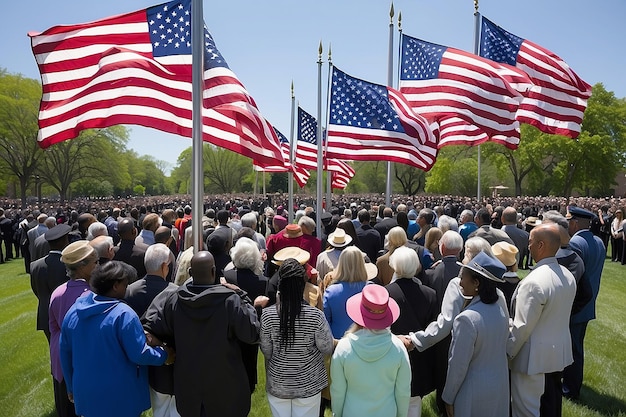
[{"xmin": 277, "ymin": 258, "xmax": 306, "ymax": 350}]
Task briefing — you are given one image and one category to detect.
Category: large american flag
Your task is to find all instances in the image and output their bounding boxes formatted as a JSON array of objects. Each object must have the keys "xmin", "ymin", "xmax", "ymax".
[
  {"xmin": 253, "ymin": 127, "xmax": 290, "ymax": 172},
  {"xmin": 399, "ymin": 34, "xmax": 525, "ymax": 149},
  {"xmin": 330, "ymin": 159, "xmax": 356, "ymax": 190},
  {"xmin": 326, "ymin": 66, "xmax": 437, "ymax": 170},
  {"xmin": 29, "ymin": 0, "xmax": 286, "ymax": 168},
  {"xmin": 480, "ymin": 17, "xmax": 592, "ymax": 139}
]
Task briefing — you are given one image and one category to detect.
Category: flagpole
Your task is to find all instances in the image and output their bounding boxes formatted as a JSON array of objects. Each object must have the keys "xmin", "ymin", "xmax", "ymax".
[
  {"xmin": 316, "ymin": 42, "xmax": 323, "ymax": 238},
  {"xmin": 474, "ymin": 0, "xmax": 482, "ymax": 202},
  {"xmin": 385, "ymin": 2, "xmax": 394, "ymax": 207},
  {"xmin": 288, "ymin": 81, "xmax": 295, "ymax": 224},
  {"xmin": 191, "ymin": 0, "xmax": 205, "ymax": 254},
  {"xmin": 326, "ymin": 44, "xmax": 333, "ymax": 211}
]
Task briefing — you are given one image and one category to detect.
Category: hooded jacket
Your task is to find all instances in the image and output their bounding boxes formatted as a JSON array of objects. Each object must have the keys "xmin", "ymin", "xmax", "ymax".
[
  {"xmin": 60, "ymin": 292, "xmax": 167, "ymax": 417},
  {"xmin": 144, "ymin": 282, "xmax": 260, "ymax": 417},
  {"xmin": 330, "ymin": 328, "xmax": 411, "ymax": 417}
]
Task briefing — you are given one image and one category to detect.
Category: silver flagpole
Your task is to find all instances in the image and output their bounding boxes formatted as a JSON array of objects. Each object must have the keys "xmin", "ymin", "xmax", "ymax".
[
  {"xmin": 385, "ymin": 3, "xmax": 394, "ymax": 207},
  {"xmin": 191, "ymin": 0, "xmax": 205, "ymax": 253},
  {"xmin": 474, "ymin": 1, "xmax": 482, "ymax": 201},
  {"xmin": 325, "ymin": 44, "xmax": 332, "ymax": 212},
  {"xmin": 288, "ymin": 82, "xmax": 295, "ymax": 224},
  {"xmin": 316, "ymin": 42, "xmax": 323, "ymax": 238}
]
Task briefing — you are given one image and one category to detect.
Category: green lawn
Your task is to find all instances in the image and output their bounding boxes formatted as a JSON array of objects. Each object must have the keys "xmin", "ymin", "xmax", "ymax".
[{"xmin": 1, "ymin": 258, "xmax": 625, "ymax": 417}]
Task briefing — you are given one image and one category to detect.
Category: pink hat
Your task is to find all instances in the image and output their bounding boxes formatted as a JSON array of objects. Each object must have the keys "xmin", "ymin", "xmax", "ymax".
[
  {"xmin": 346, "ymin": 284, "xmax": 400, "ymax": 330},
  {"xmin": 273, "ymin": 215, "xmax": 288, "ymax": 231}
]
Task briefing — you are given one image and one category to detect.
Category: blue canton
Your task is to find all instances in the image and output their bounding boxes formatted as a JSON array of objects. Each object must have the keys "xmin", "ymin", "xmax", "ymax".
[
  {"xmin": 401, "ymin": 35, "xmax": 446, "ymax": 81},
  {"xmin": 480, "ymin": 18, "xmax": 523, "ymax": 66},
  {"xmin": 273, "ymin": 127, "xmax": 288, "ymax": 144},
  {"xmin": 329, "ymin": 68, "xmax": 406, "ymax": 134},
  {"xmin": 147, "ymin": 0, "xmax": 229, "ymax": 69},
  {"xmin": 298, "ymin": 107, "xmax": 318, "ymax": 145}
]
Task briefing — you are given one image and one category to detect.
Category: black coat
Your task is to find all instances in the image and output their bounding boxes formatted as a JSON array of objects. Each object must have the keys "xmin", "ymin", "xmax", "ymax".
[
  {"xmin": 30, "ymin": 252, "xmax": 69, "ymax": 333},
  {"xmin": 113, "ymin": 239, "xmax": 148, "ymax": 279},
  {"xmin": 422, "ymin": 256, "xmax": 461, "ymax": 308}
]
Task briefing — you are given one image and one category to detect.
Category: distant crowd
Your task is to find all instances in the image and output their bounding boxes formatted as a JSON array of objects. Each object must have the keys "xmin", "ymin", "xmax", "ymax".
[{"xmin": 18, "ymin": 192, "xmax": 619, "ymax": 417}]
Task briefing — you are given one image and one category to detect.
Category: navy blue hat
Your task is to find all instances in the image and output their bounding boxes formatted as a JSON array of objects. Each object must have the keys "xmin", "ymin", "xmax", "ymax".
[
  {"xmin": 44, "ymin": 224, "xmax": 72, "ymax": 242},
  {"xmin": 566, "ymin": 206, "xmax": 596, "ymax": 221},
  {"xmin": 457, "ymin": 251, "xmax": 506, "ymax": 283}
]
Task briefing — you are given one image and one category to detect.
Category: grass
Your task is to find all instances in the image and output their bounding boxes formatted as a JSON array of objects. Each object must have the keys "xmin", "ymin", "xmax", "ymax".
[{"xmin": 1, "ymin": 257, "xmax": 625, "ymax": 417}]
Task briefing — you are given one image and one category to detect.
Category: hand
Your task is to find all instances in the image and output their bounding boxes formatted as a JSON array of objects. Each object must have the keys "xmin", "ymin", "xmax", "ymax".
[
  {"xmin": 145, "ymin": 331, "xmax": 162, "ymax": 347},
  {"xmin": 163, "ymin": 345, "xmax": 176, "ymax": 365},
  {"xmin": 67, "ymin": 392, "xmax": 74, "ymax": 403},
  {"xmin": 445, "ymin": 403, "xmax": 454, "ymax": 417},
  {"xmin": 254, "ymin": 295, "xmax": 270, "ymax": 308},
  {"xmin": 220, "ymin": 278, "xmax": 241, "ymax": 292},
  {"xmin": 399, "ymin": 335, "xmax": 414, "ymax": 351}
]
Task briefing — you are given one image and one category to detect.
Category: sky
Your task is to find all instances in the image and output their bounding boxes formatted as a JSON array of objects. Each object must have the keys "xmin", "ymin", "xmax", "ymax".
[{"xmin": 3, "ymin": 0, "xmax": 625, "ymax": 174}]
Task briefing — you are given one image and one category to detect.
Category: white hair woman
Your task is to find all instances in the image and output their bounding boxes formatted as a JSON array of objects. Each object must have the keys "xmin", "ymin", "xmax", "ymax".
[{"xmin": 462, "ymin": 236, "xmax": 492, "ymax": 264}]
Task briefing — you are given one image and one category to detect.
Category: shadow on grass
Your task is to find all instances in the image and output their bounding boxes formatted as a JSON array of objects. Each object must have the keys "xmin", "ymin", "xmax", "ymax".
[{"xmin": 576, "ymin": 385, "xmax": 626, "ymax": 416}]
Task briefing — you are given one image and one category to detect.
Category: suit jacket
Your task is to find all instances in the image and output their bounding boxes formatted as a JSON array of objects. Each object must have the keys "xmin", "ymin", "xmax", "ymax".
[
  {"xmin": 502, "ymin": 224, "xmax": 529, "ymax": 262},
  {"xmin": 423, "ymin": 256, "xmax": 461, "ymax": 308},
  {"xmin": 30, "ymin": 251, "xmax": 69, "ymax": 332},
  {"xmin": 374, "ymin": 217, "xmax": 398, "ymax": 246},
  {"xmin": 508, "ymin": 257, "xmax": 577, "ymax": 375},
  {"xmin": 356, "ymin": 224, "xmax": 382, "ymax": 263},
  {"xmin": 124, "ymin": 275, "xmax": 178, "ymax": 319},
  {"xmin": 32, "ymin": 233, "xmax": 51, "ymax": 262},
  {"xmin": 569, "ymin": 229, "xmax": 605, "ymax": 323},
  {"xmin": 27, "ymin": 224, "xmax": 48, "ymax": 258},
  {"xmin": 113, "ymin": 239, "xmax": 148, "ymax": 278},
  {"xmin": 468, "ymin": 225, "xmax": 514, "ymax": 246}
]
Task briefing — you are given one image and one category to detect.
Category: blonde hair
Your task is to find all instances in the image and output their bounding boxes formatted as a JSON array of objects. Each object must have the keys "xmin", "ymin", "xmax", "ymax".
[
  {"xmin": 332, "ymin": 246, "xmax": 368, "ymax": 284},
  {"xmin": 425, "ymin": 227, "xmax": 443, "ymax": 254},
  {"xmin": 385, "ymin": 226, "xmax": 408, "ymax": 254}
]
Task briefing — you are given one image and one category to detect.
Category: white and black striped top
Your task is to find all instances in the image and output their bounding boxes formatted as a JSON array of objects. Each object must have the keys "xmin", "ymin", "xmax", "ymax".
[{"xmin": 260, "ymin": 303, "xmax": 334, "ymax": 399}]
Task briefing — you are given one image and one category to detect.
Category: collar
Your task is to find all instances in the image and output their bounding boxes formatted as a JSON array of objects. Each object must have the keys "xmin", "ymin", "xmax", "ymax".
[{"xmin": 533, "ymin": 256, "xmax": 558, "ymax": 268}]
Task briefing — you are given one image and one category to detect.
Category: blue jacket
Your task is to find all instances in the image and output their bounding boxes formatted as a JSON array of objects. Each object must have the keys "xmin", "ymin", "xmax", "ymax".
[
  {"xmin": 60, "ymin": 292, "xmax": 167, "ymax": 417},
  {"xmin": 569, "ymin": 229, "xmax": 605, "ymax": 323}
]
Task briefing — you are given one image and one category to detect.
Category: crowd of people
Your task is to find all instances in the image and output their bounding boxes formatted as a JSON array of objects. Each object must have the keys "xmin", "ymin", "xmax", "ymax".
[{"xmin": 18, "ymin": 191, "xmax": 615, "ymax": 417}]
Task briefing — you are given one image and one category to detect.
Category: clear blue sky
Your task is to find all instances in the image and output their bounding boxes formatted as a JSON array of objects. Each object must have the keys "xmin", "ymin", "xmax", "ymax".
[{"xmin": 4, "ymin": 0, "xmax": 624, "ymax": 173}]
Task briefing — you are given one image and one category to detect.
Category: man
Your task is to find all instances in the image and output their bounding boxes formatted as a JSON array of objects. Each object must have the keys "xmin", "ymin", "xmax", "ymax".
[
  {"xmin": 30, "ymin": 224, "xmax": 72, "ymax": 341},
  {"xmin": 241, "ymin": 211, "xmax": 266, "ymax": 256},
  {"xmin": 413, "ymin": 208, "xmax": 435, "ymax": 245},
  {"xmin": 136, "ymin": 213, "xmax": 160, "ymax": 246},
  {"xmin": 374, "ymin": 207, "xmax": 398, "ymax": 246},
  {"xmin": 125, "ymin": 243, "xmax": 179, "ymax": 417},
  {"xmin": 468, "ymin": 208, "xmax": 515, "ymax": 246},
  {"xmin": 89, "ymin": 235, "xmax": 115, "ymax": 265},
  {"xmin": 76, "ymin": 213, "xmax": 97, "ymax": 240},
  {"xmin": 563, "ymin": 206, "xmax": 605, "ymax": 401},
  {"xmin": 0, "ymin": 208, "xmax": 14, "ymax": 261},
  {"xmin": 27, "ymin": 213, "xmax": 49, "ymax": 262},
  {"xmin": 144, "ymin": 251, "xmax": 260, "ymax": 417},
  {"xmin": 113, "ymin": 217, "xmax": 148, "ymax": 278},
  {"xmin": 508, "ymin": 223, "xmax": 577, "ymax": 417},
  {"xmin": 32, "ymin": 216, "xmax": 58, "ymax": 261},
  {"xmin": 458, "ymin": 209, "xmax": 478, "ymax": 242},
  {"xmin": 501, "ymin": 207, "xmax": 530, "ymax": 269},
  {"xmin": 355, "ymin": 209, "xmax": 382, "ymax": 263}
]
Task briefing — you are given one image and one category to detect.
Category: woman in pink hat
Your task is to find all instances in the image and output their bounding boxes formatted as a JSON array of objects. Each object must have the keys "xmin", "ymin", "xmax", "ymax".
[{"xmin": 330, "ymin": 284, "xmax": 410, "ymax": 417}]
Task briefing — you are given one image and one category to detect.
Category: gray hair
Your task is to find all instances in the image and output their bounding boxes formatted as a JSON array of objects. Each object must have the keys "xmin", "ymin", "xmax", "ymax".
[
  {"xmin": 298, "ymin": 215, "xmax": 315, "ymax": 232},
  {"xmin": 460, "ymin": 209, "xmax": 474, "ymax": 222},
  {"xmin": 144, "ymin": 243, "xmax": 172, "ymax": 274},
  {"xmin": 241, "ymin": 212, "xmax": 258, "ymax": 229},
  {"xmin": 541, "ymin": 210, "xmax": 568, "ymax": 230},
  {"xmin": 440, "ymin": 230, "xmax": 464, "ymax": 253},
  {"xmin": 86, "ymin": 222, "xmax": 108, "ymax": 241},
  {"xmin": 229, "ymin": 237, "xmax": 263, "ymax": 276},
  {"xmin": 437, "ymin": 215, "xmax": 459, "ymax": 232},
  {"xmin": 463, "ymin": 236, "xmax": 493, "ymax": 263},
  {"xmin": 89, "ymin": 236, "xmax": 114, "ymax": 259},
  {"xmin": 389, "ymin": 246, "xmax": 421, "ymax": 279}
]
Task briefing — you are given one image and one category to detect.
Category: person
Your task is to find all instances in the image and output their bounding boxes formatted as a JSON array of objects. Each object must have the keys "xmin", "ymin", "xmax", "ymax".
[
  {"xmin": 442, "ymin": 251, "xmax": 510, "ymax": 417},
  {"xmin": 60, "ymin": 261, "xmax": 172, "ymax": 417},
  {"xmin": 30, "ymin": 224, "xmax": 73, "ymax": 341},
  {"xmin": 386, "ymin": 247, "xmax": 438, "ymax": 417},
  {"xmin": 136, "ymin": 213, "xmax": 160, "ymax": 246},
  {"xmin": 422, "ymin": 230, "xmax": 463, "ymax": 307},
  {"xmin": 610, "ymin": 207, "xmax": 625, "ymax": 263},
  {"xmin": 330, "ymin": 284, "xmax": 410, "ymax": 417},
  {"xmin": 376, "ymin": 226, "xmax": 410, "ymax": 286},
  {"xmin": 413, "ymin": 208, "xmax": 434, "ymax": 245},
  {"xmin": 49, "ymin": 240, "xmax": 98, "ymax": 417},
  {"xmin": 113, "ymin": 217, "xmax": 148, "ymax": 278},
  {"xmin": 508, "ymin": 223, "xmax": 577, "ymax": 417},
  {"xmin": 501, "ymin": 207, "xmax": 530, "ymax": 270},
  {"xmin": 322, "ymin": 246, "xmax": 371, "ymax": 339},
  {"xmin": 563, "ymin": 206, "xmax": 605, "ymax": 401},
  {"xmin": 374, "ymin": 206, "xmax": 398, "ymax": 246},
  {"xmin": 457, "ymin": 209, "xmax": 478, "ymax": 242},
  {"xmin": 260, "ymin": 258, "xmax": 334, "ymax": 417},
  {"xmin": 424, "ymin": 227, "xmax": 443, "ymax": 262},
  {"xmin": 316, "ymin": 228, "xmax": 354, "ymax": 281},
  {"xmin": 143, "ymin": 251, "xmax": 261, "ymax": 417},
  {"xmin": 354, "ymin": 209, "xmax": 382, "ymax": 263}
]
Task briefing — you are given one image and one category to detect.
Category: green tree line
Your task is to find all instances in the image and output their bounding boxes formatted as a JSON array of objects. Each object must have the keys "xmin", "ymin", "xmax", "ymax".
[{"xmin": 2, "ymin": 69, "xmax": 625, "ymax": 207}]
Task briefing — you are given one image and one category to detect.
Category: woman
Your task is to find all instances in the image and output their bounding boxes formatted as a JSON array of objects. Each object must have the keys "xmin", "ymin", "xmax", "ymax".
[
  {"xmin": 376, "ymin": 226, "xmax": 408, "ymax": 286},
  {"xmin": 462, "ymin": 236, "xmax": 492, "ymax": 265},
  {"xmin": 60, "ymin": 261, "xmax": 173, "ymax": 417},
  {"xmin": 491, "ymin": 241, "xmax": 520, "ymax": 310},
  {"xmin": 425, "ymin": 227, "xmax": 443, "ymax": 262},
  {"xmin": 336, "ymin": 218, "xmax": 360, "ymax": 249},
  {"xmin": 260, "ymin": 258, "xmax": 334, "ymax": 417},
  {"xmin": 387, "ymin": 247, "xmax": 438, "ymax": 417},
  {"xmin": 442, "ymin": 251, "xmax": 509, "ymax": 417},
  {"xmin": 323, "ymin": 246, "xmax": 371, "ymax": 339},
  {"xmin": 331, "ymin": 284, "xmax": 410, "ymax": 417},
  {"xmin": 610, "ymin": 208, "xmax": 625, "ymax": 262},
  {"xmin": 224, "ymin": 237, "xmax": 269, "ymax": 393}
]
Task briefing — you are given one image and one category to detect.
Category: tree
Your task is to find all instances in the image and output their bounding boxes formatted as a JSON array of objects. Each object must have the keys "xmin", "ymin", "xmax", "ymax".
[
  {"xmin": 203, "ymin": 145, "xmax": 253, "ymax": 193},
  {"xmin": 0, "ymin": 72, "xmax": 45, "ymax": 207},
  {"xmin": 394, "ymin": 164, "xmax": 426, "ymax": 195}
]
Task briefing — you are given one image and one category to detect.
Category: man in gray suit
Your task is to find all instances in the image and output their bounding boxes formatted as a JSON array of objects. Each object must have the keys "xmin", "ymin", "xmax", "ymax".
[
  {"xmin": 469, "ymin": 208, "xmax": 514, "ymax": 246},
  {"xmin": 508, "ymin": 223, "xmax": 577, "ymax": 417},
  {"xmin": 501, "ymin": 207, "xmax": 529, "ymax": 269}
]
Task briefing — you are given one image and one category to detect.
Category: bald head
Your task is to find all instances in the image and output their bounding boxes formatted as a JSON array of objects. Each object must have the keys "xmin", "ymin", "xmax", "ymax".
[
  {"xmin": 190, "ymin": 251, "xmax": 216, "ymax": 285},
  {"xmin": 501, "ymin": 207, "xmax": 518, "ymax": 225},
  {"xmin": 117, "ymin": 218, "xmax": 137, "ymax": 240},
  {"xmin": 529, "ymin": 223, "xmax": 561, "ymax": 262}
]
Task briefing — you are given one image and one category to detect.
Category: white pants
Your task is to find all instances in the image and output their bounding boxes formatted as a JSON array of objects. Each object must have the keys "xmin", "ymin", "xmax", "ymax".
[
  {"xmin": 407, "ymin": 396, "xmax": 422, "ymax": 417},
  {"xmin": 267, "ymin": 392, "xmax": 321, "ymax": 417},
  {"xmin": 511, "ymin": 371, "xmax": 545, "ymax": 417},
  {"xmin": 150, "ymin": 387, "xmax": 181, "ymax": 417}
]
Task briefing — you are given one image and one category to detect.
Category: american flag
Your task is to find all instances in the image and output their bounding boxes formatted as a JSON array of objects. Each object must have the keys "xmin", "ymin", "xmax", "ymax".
[
  {"xmin": 399, "ymin": 34, "xmax": 524, "ymax": 149},
  {"xmin": 326, "ymin": 66, "xmax": 437, "ymax": 170},
  {"xmin": 296, "ymin": 107, "xmax": 320, "ymax": 170},
  {"xmin": 480, "ymin": 17, "xmax": 592, "ymax": 139},
  {"xmin": 253, "ymin": 127, "xmax": 291, "ymax": 172},
  {"xmin": 330, "ymin": 159, "xmax": 356, "ymax": 190},
  {"xmin": 29, "ymin": 0, "xmax": 286, "ymax": 168}
]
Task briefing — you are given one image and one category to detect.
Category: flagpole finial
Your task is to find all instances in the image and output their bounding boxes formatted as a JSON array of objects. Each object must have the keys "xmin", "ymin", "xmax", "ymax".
[
  {"xmin": 318, "ymin": 41, "xmax": 323, "ymax": 58},
  {"xmin": 291, "ymin": 80, "xmax": 294, "ymax": 98},
  {"xmin": 398, "ymin": 11, "xmax": 402, "ymax": 31},
  {"xmin": 474, "ymin": 0, "xmax": 479, "ymax": 13},
  {"xmin": 389, "ymin": 3, "xmax": 394, "ymax": 21},
  {"xmin": 328, "ymin": 43, "xmax": 332, "ymax": 63}
]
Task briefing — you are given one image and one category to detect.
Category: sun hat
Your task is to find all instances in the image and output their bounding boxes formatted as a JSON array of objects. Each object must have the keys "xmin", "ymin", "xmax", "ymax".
[
  {"xmin": 273, "ymin": 246, "xmax": 310, "ymax": 266},
  {"xmin": 346, "ymin": 284, "xmax": 400, "ymax": 330},
  {"xmin": 327, "ymin": 228, "xmax": 353, "ymax": 248},
  {"xmin": 457, "ymin": 251, "xmax": 506, "ymax": 282},
  {"xmin": 364, "ymin": 262, "xmax": 378, "ymax": 280},
  {"xmin": 525, "ymin": 216, "xmax": 542, "ymax": 227},
  {"xmin": 283, "ymin": 224, "xmax": 303, "ymax": 238},
  {"xmin": 61, "ymin": 240, "xmax": 96, "ymax": 265},
  {"xmin": 491, "ymin": 242, "xmax": 519, "ymax": 267}
]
